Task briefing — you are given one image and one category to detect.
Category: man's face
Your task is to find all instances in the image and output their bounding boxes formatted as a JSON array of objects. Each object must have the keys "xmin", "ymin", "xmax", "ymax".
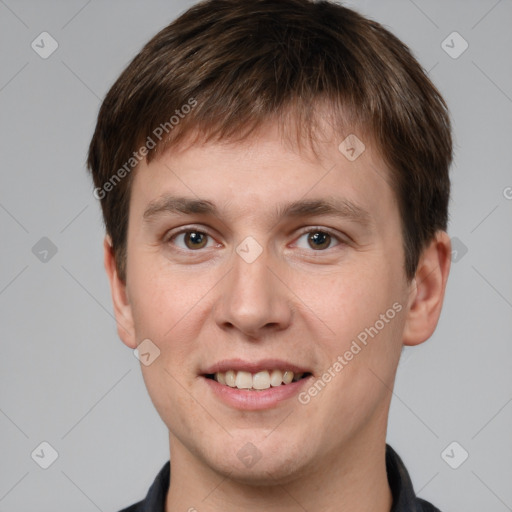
[{"xmin": 120, "ymin": 122, "xmax": 413, "ymax": 482}]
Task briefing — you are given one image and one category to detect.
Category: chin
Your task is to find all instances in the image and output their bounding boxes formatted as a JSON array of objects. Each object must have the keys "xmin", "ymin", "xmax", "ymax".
[{"xmin": 205, "ymin": 440, "xmax": 313, "ymax": 486}]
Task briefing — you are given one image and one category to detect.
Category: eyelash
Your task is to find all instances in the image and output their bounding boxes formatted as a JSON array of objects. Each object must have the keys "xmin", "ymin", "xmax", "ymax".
[
  {"xmin": 293, "ymin": 227, "xmax": 345, "ymax": 251},
  {"xmin": 163, "ymin": 225, "xmax": 346, "ymax": 252}
]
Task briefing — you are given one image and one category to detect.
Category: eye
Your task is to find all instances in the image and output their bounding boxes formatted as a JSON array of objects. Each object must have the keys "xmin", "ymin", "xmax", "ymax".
[
  {"xmin": 294, "ymin": 228, "xmax": 342, "ymax": 251},
  {"xmin": 166, "ymin": 228, "xmax": 217, "ymax": 251}
]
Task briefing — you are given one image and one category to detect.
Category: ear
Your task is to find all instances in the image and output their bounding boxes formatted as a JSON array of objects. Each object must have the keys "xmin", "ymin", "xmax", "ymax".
[
  {"xmin": 402, "ymin": 231, "xmax": 451, "ymax": 346},
  {"xmin": 103, "ymin": 235, "xmax": 137, "ymax": 349}
]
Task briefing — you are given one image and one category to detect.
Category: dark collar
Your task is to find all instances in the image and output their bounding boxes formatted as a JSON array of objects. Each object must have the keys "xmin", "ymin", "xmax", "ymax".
[
  {"xmin": 118, "ymin": 444, "xmax": 441, "ymax": 512},
  {"xmin": 386, "ymin": 444, "xmax": 441, "ymax": 512}
]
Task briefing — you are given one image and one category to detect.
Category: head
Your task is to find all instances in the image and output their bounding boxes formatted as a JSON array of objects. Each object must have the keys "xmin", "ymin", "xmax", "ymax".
[{"xmin": 87, "ymin": 0, "xmax": 452, "ymax": 485}]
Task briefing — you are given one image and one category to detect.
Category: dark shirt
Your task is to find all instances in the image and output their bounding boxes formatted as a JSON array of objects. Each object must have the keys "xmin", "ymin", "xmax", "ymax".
[{"xmin": 118, "ymin": 444, "xmax": 441, "ymax": 511}]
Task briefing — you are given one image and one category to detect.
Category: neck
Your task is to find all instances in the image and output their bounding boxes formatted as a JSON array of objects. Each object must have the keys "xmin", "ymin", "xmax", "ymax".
[{"xmin": 165, "ymin": 429, "xmax": 393, "ymax": 512}]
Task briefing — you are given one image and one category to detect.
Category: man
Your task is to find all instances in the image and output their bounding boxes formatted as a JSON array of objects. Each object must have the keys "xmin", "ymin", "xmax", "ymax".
[{"xmin": 87, "ymin": 1, "xmax": 452, "ymax": 510}]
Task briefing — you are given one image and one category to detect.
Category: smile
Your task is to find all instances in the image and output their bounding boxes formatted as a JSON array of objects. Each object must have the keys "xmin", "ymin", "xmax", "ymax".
[
  {"xmin": 201, "ymin": 360, "xmax": 313, "ymax": 410},
  {"xmin": 206, "ymin": 369, "xmax": 310, "ymax": 391}
]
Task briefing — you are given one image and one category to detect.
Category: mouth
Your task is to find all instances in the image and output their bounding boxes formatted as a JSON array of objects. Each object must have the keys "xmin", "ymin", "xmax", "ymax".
[
  {"xmin": 203, "ymin": 369, "xmax": 312, "ymax": 391},
  {"xmin": 200, "ymin": 359, "xmax": 313, "ymax": 409}
]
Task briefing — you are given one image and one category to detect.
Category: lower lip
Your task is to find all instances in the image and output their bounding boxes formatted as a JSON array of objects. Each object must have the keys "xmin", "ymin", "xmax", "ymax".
[{"xmin": 202, "ymin": 376, "xmax": 312, "ymax": 410}]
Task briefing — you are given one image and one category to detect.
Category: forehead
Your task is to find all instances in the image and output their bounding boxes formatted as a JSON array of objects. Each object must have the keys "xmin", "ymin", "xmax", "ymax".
[{"xmin": 129, "ymin": 121, "xmax": 396, "ymax": 226}]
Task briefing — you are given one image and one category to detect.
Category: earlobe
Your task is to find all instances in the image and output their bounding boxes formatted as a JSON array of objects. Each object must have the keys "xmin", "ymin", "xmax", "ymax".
[
  {"xmin": 103, "ymin": 235, "xmax": 137, "ymax": 349},
  {"xmin": 402, "ymin": 231, "xmax": 451, "ymax": 346}
]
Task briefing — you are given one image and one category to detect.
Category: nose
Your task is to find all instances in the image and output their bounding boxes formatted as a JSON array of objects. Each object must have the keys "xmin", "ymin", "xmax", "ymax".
[{"xmin": 213, "ymin": 247, "xmax": 293, "ymax": 339}]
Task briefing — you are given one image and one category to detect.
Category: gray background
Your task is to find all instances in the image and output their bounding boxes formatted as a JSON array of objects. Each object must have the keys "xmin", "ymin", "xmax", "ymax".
[{"xmin": 1, "ymin": 0, "xmax": 511, "ymax": 510}]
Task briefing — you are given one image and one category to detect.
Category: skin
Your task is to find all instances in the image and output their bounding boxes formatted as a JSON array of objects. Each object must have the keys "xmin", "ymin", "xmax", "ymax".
[{"xmin": 104, "ymin": 121, "xmax": 451, "ymax": 512}]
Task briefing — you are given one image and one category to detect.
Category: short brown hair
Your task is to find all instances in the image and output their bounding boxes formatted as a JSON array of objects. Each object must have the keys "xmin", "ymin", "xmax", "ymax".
[{"xmin": 87, "ymin": 0, "xmax": 452, "ymax": 283}]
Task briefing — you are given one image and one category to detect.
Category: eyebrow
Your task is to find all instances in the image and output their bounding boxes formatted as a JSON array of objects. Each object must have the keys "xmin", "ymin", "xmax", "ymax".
[{"xmin": 142, "ymin": 195, "xmax": 372, "ymax": 227}]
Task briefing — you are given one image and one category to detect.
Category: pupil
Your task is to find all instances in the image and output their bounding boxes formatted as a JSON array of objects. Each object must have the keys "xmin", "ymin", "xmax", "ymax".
[
  {"xmin": 309, "ymin": 232, "xmax": 330, "ymax": 250},
  {"xmin": 187, "ymin": 232, "xmax": 206, "ymax": 249}
]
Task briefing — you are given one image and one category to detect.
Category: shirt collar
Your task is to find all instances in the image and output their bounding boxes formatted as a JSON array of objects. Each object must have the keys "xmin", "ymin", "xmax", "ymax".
[{"xmin": 386, "ymin": 444, "xmax": 439, "ymax": 511}]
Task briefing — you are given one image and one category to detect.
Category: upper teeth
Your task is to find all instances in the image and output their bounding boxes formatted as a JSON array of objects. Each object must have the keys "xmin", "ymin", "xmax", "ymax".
[{"xmin": 215, "ymin": 370, "xmax": 304, "ymax": 390}]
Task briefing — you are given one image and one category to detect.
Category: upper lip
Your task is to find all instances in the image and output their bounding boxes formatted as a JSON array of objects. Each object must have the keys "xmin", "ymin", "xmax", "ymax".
[{"xmin": 201, "ymin": 358, "xmax": 311, "ymax": 375}]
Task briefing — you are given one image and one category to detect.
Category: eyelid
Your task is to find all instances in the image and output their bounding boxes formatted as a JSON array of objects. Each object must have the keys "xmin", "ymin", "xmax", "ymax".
[
  {"xmin": 164, "ymin": 224, "xmax": 213, "ymax": 241},
  {"xmin": 291, "ymin": 226, "xmax": 347, "ymax": 249},
  {"xmin": 164, "ymin": 225, "xmax": 220, "ymax": 248},
  {"xmin": 163, "ymin": 225, "xmax": 348, "ymax": 251}
]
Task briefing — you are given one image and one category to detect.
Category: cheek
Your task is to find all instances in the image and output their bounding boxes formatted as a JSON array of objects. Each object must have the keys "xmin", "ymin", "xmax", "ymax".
[
  {"xmin": 301, "ymin": 258, "xmax": 406, "ymax": 364},
  {"xmin": 127, "ymin": 257, "xmax": 218, "ymax": 378},
  {"xmin": 304, "ymin": 263, "xmax": 394, "ymax": 327},
  {"xmin": 128, "ymin": 256, "xmax": 200, "ymax": 338}
]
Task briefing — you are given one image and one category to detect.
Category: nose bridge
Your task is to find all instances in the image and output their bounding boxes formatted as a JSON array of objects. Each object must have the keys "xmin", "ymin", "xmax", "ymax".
[{"xmin": 215, "ymin": 243, "xmax": 291, "ymax": 336}]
